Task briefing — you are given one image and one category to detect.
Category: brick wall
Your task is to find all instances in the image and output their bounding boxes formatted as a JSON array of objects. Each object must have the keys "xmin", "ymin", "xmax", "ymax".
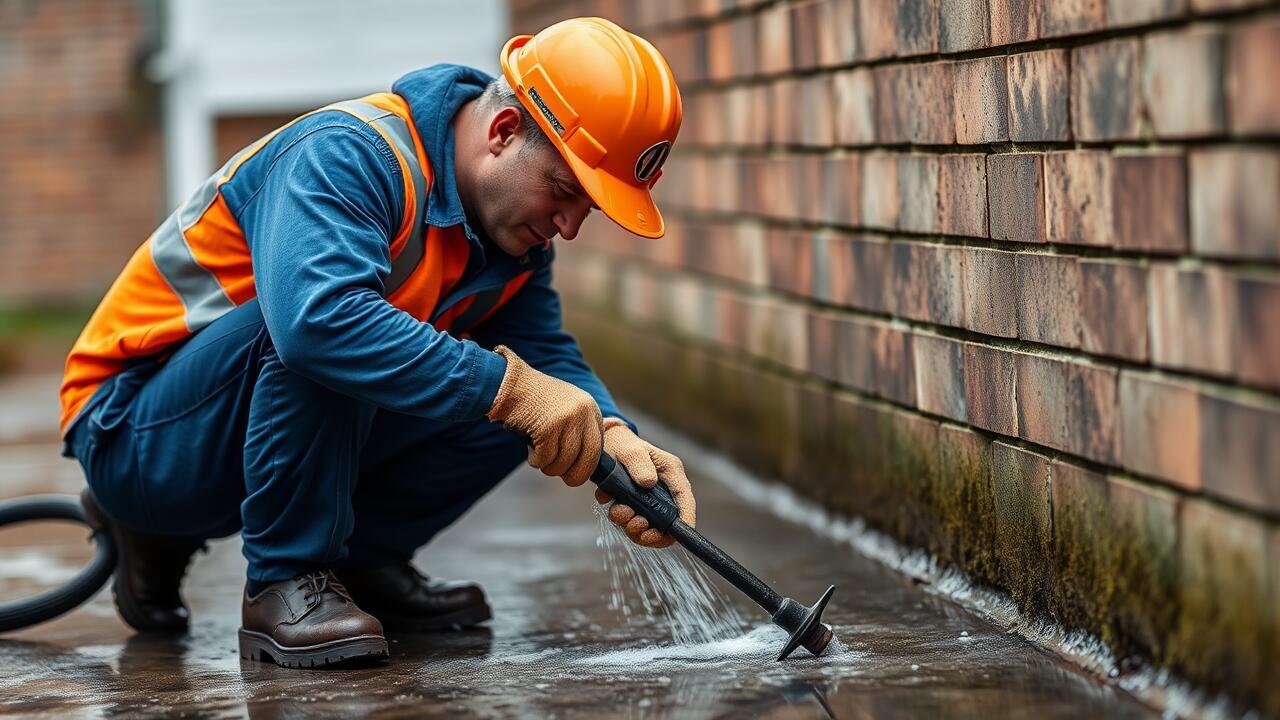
[
  {"xmin": 0, "ymin": 0, "xmax": 164, "ymax": 306},
  {"xmin": 510, "ymin": 0, "xmax": 1280, "ymax": 712}
]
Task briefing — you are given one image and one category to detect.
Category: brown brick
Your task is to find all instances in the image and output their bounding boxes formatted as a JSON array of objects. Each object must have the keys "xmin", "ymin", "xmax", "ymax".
[
  {"xmin": 1069, "ymin": 362, "xmax": 1120, "ymax": 464},
  {"xmin": 1045, "ymin": 150, "xmax": 1114, "ymax": 247},
  {"xmin": 892, "ymin": 241, "xmax": 930, "ymax": 321},
  {"xmin": 929, "ymin": 245, "xmax": 967, "ymax": 327},
  {"xmin": 1189, "ymin": 149, "xmax": 1280, "ymax": 260},
  {"xmin": 938, "ymin": 154, "xmax": 988, "ymax": 238},
  {"xmin": 768, "ymin": 78, "xmax": 800, "ymax": 146},
  {"xmin": 1235, "ymin": 275, "xmax": 1280, "ymax": 391},
  {"xmin": 1078, "ymin": 259, "xmax": 1149, "ymax": 362},
  {"xmin": 706, "ymin": 20, "xmax": 736, "ymax": 82},
  {"xmin": 954, "ymin": 56, "xmax": 1010, "ymax": 144},
  {"xmin": 897, "ymin": 0, "xmax": 939, "ymax": 55},
  {"xmin": 1112, "ymin": 154, "xmax": 1189, "ymax": 254},
  {"xmin": 1199, "ymin": 389, "xmax": 1280, "ymax": 517},
  {"xmin": 907, "ymin": 63, "xmax": 956, "ymax": 144},
  {"xmin": 858, "ymin": 0, "xmax": 899, "ymax": 60},
  {"xmin": 758, "ymin": 3, "xmax": 792, "ymax": 76},
  {"xmin": 765, "ymin": 228, "xmax": 813, "ymax": 297},
  {"xmin": 990, "ymin": 0, "xmax": 1043, "ymax": 45},
  {"xmin": 797, "ymin": 154, "xmax": 825, "ymax": 224},
  {"xmin": 1017, "ymin": 253, "xmax": 1083, "ymax": 349},
  {"xmin": 790, "ymin": 0, "xmax": 822, "ymax": 71},
  {"xmin": 833, "ymin": 68, "xmax": 877, "ymax": 146},
  {"xmin": 850, "ymin": 235, "xmax": 894, "ymax": 312},
  {"xmin": 964, "ymin": 342, "xmax": 1019, "ymax": 435},
  {"xmin": 963, "ymin": 247, "xmax": 1018, "ymax": 337},
  {"xmin": 940, "ymin": 0, "xmax": 992, "ymax": 52},
  {"xmin": 1042, "ymin": 0, "xmax": 1104, "ymax": 38},
  {"xmin": 1190, "ymin": 0, "xmax": 1269, "ymax": 10},
  {"xmin": 898, "ymin": 154, "xmax": 940, "ymax": 233},
  {"xmin": 1228, "ymin": 19, "xmax": 1280, "ymax": 135},
  {"xmin": 1120, "ymin": 372, "xmax": 1201, "ymax": 491},
  {"xmin": 1106, "ymin": 0, "xmax": 1186, "ymax": 27},
  {"xmin": 873, "ymin": 66, "xmax": 910, "ymax": 145},
  {"xmin": 1007, "ymin": 49, "xmax": 1071, "ymax": 141},
  {"xmin": 1143, "ymin": 27, "xmax": 1227, "ymax": 138},
  {"xmin": 914, "ymin": 333, "xmax": 967, "ymax": 420},
  {"xmin": 1072, "ymin": 39, "xmax": 1143, "ymax": 141},
  {"xmin": 988, "ymin": 154, "xmax": 1045, "ymax": 243},
  {"xmin": 873, "ymin": 323, "xmax": 918, "ymax": 405},
  {"xmin": 861, "ymin": 152, "xmax": 900, "ymax": 229},
  {"xmin": 1148, "ymin": 264, "xmax": 1237, "ymax": 377},
  {"xmin": 1015, "ymin": 352, "xmax": 1071, "ymax": 451},
  {"xmin": 799, "ymin": 76, "xmax": 836, "ymax": 147}
]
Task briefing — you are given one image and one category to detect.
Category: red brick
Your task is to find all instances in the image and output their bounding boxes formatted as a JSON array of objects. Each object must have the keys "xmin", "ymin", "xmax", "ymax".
[
  {"xmin": 1111, "ymin": 154, "xmax": 1189, "ymax": 253},
  {"xmin": 1142, "ymin": 27, "xmax": 1227, "ymax": 138},
  {"xmin": 758, "ymin": 3, "xmax": 792, "ymax": 75},
  {"xmin": 987, "ymin": 154, "xmax": 1045, "ymax": 243},
  {"xmin": 938, "ymin": 154, "xmax": 988, "ymax": 237},
  {"xmin": 706, "ymin": 20, "xmax": 736, "ymax": 82},
  {"xmin": 857, "ymin": 0, "xmax": 899, "ymax": 60},
  {"xmin": 1071, "ymin": 362, "xmax": 1120, "ymax": 464},
  {"xmin": 954, "ymin": 56, "xmax": 1010, "ymax": 144},
  {"xmin": 1199, "ymin": 390, "xmax": 1280, "ymax": 515},
  {"xmin": 914, "ymin": 333, "xmax": 968, "ymax": 420},
  {"xmin": 940, "ymin": 0, "xmax": 992, "ymax": 52},
  {"xmin": 1120, "ymin": 372, "xmax": 1201, "ymax": 491},
  {"xmin": 989, "ymin": 0, "xmax": 1043, "ymax": 45},
  {"xmin": 1148, "ymin": 265, "xmax": 1237, "ymax": 377},
  {"xmin": 964, "ymin": 343, "xmax": 1019, "ymax": 435},
  {"xmin": 798, "ymin": 75, "xmax": 836, "ymax": 147},
  {"xmin": 768, "ymin": 78, "xmax": 800, "ymax": 146},
  {"xmin": 1045, "ymin": 150, "xmax": 1114, "ymax": 247},
  {"xmin": 850, "ymin": 235, "xmax": 894, "ymax": 312},
  {"xmin": 897, "ymin": 0, "xmax": 939, "ymax": 55},
  {"xmin": 817, "ymin": 0, "xmax": 858, "ymax": 67},
  {"xmin": 873, "ymin": 66, "xmax": 911, "ymax": 145},
  {"xmin": 892, "ymin": 242, "xmax": 931, "ymax": 321},
  {"xmin": 1015, "ymin": 352, "xmax": 1070, "ymax": 450},
  {"xmin": 765, "ymin": 228, "xmax": 813, "ymax": 297},
  {"xmin": 963, "ymin": 248, "xmax": 1018, "ymax": 337},
  {"xmin": 790, "ymin": 0, "xmax": 822, "ymax": 71},
  {"xmin": 764, "ymin": 155, "xmax": 797, "ymax": 219},
  {"xmin": 1042, "ymin": 0, "xmax": 1104, "ymax": 38},
  {"xmin": 1106, "ymin": 0, "xmax": 1186, "ymax": 27},
  {"xmin": 928, "ymin": 245, "xmax": 967, "ymax": 327},
  {"xmin": 1235, "ymin": 275, "xmax": 1280, "ymax": 391},
  {"xmin": 1078, "ymin": 259, "xmax": 1148, "ymax": 361},
  {"xmin": 861, "ymin": 152, "xmax": 900, "ymax": 230},
  {"xmin": 797, "ymin": 154, "xmax": 825, "ymax": 224},
  {"xmin": 807, "ymin": 311, "xmax": 840, "ymax": 381},
  {"xmin": 1190, "ymin": 0, "xmax": 1269, "ymax": 10},
  {"xmin": 833, "ymin": 68, "xmax": 877, "ymax": 146},
  {"xmin": 1006, "ymin": 49, "xmax": 1070, "ymax": 141},
  {"xmin": 821, "ymin": 155, "xmax": 860, "ymax": 227},
  {"xmin": 1189, "ymin": 149, "xmax": 1280, "ymax": 260},
  {"xmin": 897, "ymin": 154, "xmax": 940, "ymax": 233},
  {"xmin": 1016, "ymin": 253, "xmax": 1081, "ymax": 349},
  {"xmin": 906, "ymin": 63, "xmax": 957, "ymax": 144},
  {"xmin": 1228, "ymin": 19, "xmax": 1280, "ymax": 135},
  {"xmin": 872, "ymin": 323, "xmax": 917, "ymax": 405},
  {"xmin": 1072, "ymin": 40, "xmax": 1142, "ymax": 141}
]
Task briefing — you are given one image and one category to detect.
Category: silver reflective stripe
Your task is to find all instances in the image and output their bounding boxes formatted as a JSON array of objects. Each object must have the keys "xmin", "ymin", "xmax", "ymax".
[
  {"xmin": 330, "ymin": 101, "xmax": 428, "ymax": 297},
  {"xmin": 150, "ymin": 144, "xmax": 254, "ymax": 332}
]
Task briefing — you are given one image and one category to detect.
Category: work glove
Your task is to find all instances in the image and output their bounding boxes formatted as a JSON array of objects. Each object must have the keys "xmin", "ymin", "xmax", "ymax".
[
  {"xmin": 594, "ymin": 418, "xmax": 696, "ymax": 548},
  {"xmin": 487, "ymin": 346, "xmax": 604, "ymax": 488}
]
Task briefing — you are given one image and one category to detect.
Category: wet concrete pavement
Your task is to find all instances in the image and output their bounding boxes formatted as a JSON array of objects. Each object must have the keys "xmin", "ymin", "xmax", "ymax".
[{"xmin": 0, "ymin": 375, "xmax": 1157, "ymax": 718}]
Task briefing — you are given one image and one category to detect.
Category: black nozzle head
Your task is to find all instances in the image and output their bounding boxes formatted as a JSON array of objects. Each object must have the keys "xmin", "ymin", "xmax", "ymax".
[{"xmin": 773, "ymin": 585, "xmax": 836, "ymax": 661}]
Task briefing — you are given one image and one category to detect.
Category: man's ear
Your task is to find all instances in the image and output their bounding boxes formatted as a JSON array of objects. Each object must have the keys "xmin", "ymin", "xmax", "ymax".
[{"xmin": 487, "ymin": 107, "xmax": 524, "ymax": 157}]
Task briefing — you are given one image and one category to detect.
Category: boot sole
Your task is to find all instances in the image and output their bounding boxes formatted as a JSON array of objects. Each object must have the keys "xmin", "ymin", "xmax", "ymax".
[
  {"xmin": 238, "ymin": 629, "xmax": 389, "ymax": 668},
  {"xmin": 375, "ymin": 604, "xmax": 492, "ymax": 633},
  {"xmin": 80, "ymin": 489, "xmax": 188, "ymax": 633}
]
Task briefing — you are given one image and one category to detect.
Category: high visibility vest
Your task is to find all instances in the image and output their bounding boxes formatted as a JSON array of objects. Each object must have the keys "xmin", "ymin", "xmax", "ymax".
[{"xmin": 60, "ymin": 93, "xmax": 533, "ymax": 433}]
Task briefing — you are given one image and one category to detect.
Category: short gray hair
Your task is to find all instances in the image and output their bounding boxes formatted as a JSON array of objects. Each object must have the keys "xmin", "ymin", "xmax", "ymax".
[{"xmin": 478, "ymin": 76, "xmax": 551, "ymax": 154}]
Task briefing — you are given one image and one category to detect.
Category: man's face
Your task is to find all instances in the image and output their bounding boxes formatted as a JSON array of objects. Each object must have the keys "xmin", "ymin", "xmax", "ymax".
[{"xmin": 472, "ymin": 108, "xmax": 597, "ymax": 257}]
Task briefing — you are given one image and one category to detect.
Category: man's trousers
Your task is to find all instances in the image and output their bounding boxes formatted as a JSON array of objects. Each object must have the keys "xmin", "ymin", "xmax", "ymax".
[{"xmin": 64, "ymin": 299, "xmax": 527, "ymax": 584}]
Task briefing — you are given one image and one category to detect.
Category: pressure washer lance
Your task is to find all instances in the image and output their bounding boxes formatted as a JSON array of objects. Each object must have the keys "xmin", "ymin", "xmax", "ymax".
[{"xmin": 591, "ymin": 451, "xmax": 835, "ymax": 661}]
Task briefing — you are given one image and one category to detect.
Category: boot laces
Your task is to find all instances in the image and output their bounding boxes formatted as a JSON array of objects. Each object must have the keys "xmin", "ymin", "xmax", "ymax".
[{"xmin": 300, "ymin": 570, "xmax": 353, "ymax": 605}]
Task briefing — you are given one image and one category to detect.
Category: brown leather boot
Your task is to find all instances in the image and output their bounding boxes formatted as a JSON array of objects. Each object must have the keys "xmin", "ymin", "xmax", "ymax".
[
  {"xmin": 79, "ymin": 488, "xmax": 205, "ymax": 633},
  {"xmin": 239, "ymin": 570, "xmax": 389, "ymax": 668},
  {"xmin": 335, "ymin": 563, "xmax": 491, "ymax": 633}
]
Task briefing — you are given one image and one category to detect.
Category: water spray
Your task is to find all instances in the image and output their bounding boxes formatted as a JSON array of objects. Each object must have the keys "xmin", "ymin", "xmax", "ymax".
[{"xmin": 591, "ymin": 452, "xmax": 835, "ymax": 661}]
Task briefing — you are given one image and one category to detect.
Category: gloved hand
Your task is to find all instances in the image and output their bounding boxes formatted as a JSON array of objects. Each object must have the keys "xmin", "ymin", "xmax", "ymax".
[
  {"xmin": 486, "ymin": 346, "xmax": 603, "ymax": 488},
  {"xmin": 594, "ymin": 418, "xmax": 696, "ymax": 548}
]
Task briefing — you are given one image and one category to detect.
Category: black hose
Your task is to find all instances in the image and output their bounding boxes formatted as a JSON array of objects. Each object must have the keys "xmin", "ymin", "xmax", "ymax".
[{"xmin": 0, "ymin": 495, "xmax": 116, "ymax": 632}]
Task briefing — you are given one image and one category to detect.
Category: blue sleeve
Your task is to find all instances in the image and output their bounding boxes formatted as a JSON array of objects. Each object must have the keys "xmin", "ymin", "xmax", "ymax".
[
  {"xmin": 469, "ymin": 259, "xmax": 635, "ymax": 432},
  {"xmin": 237, "ymin": 124, "xmax": 507, "ymax": 421}
]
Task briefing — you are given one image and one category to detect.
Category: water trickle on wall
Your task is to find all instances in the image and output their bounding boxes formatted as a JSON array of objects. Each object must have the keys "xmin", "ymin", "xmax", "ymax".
[{"xmin": 593, "ymin": 502, "xmax": 747, "ymax": 646}]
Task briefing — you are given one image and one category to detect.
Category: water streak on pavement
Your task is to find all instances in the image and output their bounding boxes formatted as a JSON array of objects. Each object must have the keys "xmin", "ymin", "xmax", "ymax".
[{"xmin": 0, "ymin": 391, "xmax": 1159, "ymax": 718}]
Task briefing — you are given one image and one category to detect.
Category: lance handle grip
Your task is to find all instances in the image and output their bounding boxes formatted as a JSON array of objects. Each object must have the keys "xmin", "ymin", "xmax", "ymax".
[{"xmin": 589, "ymin": 452, "xmax": 679, "ymax": 534}]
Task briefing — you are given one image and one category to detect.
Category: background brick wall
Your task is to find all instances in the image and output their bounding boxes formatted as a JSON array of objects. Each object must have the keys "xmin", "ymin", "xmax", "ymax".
[
  {"xmin": 0, "ymin": 0, "xmax": 164, "ymax": 306},
  {"xmin": 510, "ymin": 0, "xmax": 1280, "ymax": 712}
]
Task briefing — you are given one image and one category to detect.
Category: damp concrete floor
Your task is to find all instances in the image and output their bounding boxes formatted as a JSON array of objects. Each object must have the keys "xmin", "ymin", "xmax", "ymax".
[{"xmin": 0, "ymin": 375, "xmax": 1157, "ymax": 719}]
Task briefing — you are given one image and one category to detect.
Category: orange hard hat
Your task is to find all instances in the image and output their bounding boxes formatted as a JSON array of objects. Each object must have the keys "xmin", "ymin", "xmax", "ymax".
[{"xmin": 501, "ymin": 17, "xmax": 682, "ymax": 239}]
